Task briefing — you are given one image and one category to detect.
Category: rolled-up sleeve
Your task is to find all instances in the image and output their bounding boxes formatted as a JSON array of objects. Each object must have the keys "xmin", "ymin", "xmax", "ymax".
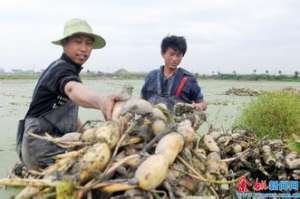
[
  {"xmin": 58, "ymin": 74, "xmax": 81, "ymax": 96},
  {"xmin": 45, "ymin": 64, "xmax": 81, "ymax": 97}
]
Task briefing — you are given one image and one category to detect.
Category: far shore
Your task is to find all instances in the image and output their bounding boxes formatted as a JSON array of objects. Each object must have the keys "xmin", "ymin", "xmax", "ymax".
[{"xmin": 0, "ymin": 73, "xmax": 299, "ymax": 82}]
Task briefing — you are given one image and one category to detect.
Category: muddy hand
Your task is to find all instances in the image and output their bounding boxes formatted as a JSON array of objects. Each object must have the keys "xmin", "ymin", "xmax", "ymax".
[
  {"xmin": 103, "ymin": 95, "xmax": 122, "ymax": 121},
  {"xmin": 193, "ymin": 101, "xmax": 207, "ymax": 111}
]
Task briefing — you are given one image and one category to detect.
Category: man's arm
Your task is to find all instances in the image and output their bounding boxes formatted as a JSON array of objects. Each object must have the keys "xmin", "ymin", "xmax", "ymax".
[
  {"xmin": 64, "ymin": 81, "xmax": 119, "ymax": 120},
  {"xmin": 141, "ymin": 75, "xmax": 150, "ymax": 100},
  {"xmin": 188, "ymin": 77, "xmax": 207, "ymax": 111},
  {"xmin": 140, "ymin": 70, "xmax": 156, "ymax": 100}
]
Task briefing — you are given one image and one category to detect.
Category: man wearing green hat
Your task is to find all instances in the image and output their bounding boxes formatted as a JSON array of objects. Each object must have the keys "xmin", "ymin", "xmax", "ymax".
[{"xmin": 17, "ymin": 18, "xmax": 120, "ymax": 169}]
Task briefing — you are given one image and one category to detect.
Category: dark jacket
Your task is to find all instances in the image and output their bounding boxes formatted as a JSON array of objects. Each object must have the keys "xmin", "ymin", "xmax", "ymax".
[{"xmin": 141, "ymin": 66, "xmax": 203, "ymax": 110}]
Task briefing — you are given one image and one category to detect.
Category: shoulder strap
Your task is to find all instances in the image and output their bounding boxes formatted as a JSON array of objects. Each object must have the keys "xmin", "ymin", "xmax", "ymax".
[{"xmin": 175, "ymin": 76, "xmax": 188, "ymax": 97}]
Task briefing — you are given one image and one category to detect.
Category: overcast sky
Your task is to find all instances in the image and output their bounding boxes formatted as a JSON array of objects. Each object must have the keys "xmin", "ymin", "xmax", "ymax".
[{"xmin": 1, "ymin": 0, "xmax": 300, "ymax": 74}]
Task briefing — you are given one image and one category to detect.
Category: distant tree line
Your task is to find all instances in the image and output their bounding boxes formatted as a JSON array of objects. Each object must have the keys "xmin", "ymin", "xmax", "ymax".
[{"xmin": 195, "ymin": 70, "xmax": 300, "ymax": 82}]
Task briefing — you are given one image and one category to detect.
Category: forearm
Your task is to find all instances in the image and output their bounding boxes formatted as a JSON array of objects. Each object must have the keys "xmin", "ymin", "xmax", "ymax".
[
  {"xmin": 65, "ymin": 81, "xmax": 121, "ymax": 121},
  {"xmin": 65, "ymin": 82, "xmax": 105, "ymax": 110}
]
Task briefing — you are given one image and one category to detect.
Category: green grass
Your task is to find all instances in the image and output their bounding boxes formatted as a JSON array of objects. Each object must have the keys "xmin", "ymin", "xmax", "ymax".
[{"xmin": 235, "ymin": 91, "xmax": 300, "ymax": 139}]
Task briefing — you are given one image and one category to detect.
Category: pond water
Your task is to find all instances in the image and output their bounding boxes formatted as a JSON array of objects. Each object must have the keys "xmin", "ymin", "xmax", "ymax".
[{"xmin": 0, "ymin": 79, "xmax": 299, "ymax": 197}]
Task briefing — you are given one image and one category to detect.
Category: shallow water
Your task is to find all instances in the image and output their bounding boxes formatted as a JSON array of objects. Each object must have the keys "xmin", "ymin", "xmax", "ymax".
[{"xmin": 0, "ymin": 79, "xmax": 299, "ymax": 197}]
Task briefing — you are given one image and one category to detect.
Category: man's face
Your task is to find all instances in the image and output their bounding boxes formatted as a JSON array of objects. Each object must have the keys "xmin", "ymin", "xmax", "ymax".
[
  {"xmin": 63, "ymin": 34, "xmax": 94, "ymax": 65},
  {"xmin": 162, "ymin": 48, "xmax": 184, "ymax": 70}
]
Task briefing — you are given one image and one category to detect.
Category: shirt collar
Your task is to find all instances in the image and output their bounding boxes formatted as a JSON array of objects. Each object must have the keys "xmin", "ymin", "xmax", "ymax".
[
  {"xmin": 160, "ymin": 65, "xmax": 177, "ymax": 79},
  {"xmin": 61, "ymin": 53, "xmax": 83, "ymax": 73}
]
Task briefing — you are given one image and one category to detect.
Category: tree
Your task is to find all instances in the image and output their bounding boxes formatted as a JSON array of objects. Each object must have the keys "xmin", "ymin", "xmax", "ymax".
[
  {"xmin": 294, "ymin": 71, "xmax": 299, "ymax": 78},
  {"xmin": 265, "ymin": 70, "xmax": 269, "ymax": 75},
  {"xmin": 253, "ymin": 69, "xmax": 257, "ymax": 74},
  {"xmin": 278, "ymin": 70, "xmax": 282, "ymax": 76}
]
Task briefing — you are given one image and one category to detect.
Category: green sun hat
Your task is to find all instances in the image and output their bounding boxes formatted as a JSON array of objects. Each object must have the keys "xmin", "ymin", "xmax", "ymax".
[{"xmin": 52, "ymin": 18, "xmax": 106, "ymax": 49}]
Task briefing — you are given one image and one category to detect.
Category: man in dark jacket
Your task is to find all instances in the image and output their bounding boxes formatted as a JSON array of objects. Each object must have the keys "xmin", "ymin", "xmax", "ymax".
[
  {"xmin": 17, "ymin": 18, "xmax": 121, "ymax": 170},
  {"xmin": 141, "ymin": 35, "xmax": 207, "ymax": 111}
]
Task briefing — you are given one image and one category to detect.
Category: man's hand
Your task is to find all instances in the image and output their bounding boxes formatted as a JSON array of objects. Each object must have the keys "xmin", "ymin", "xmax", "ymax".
[
  {"xmin": 193, "ymin": 101, "xmax": 207, "ymax": 111},
  {"xmin": 101, "ymin": 95, "xmax": 122, "ymax": 120}
]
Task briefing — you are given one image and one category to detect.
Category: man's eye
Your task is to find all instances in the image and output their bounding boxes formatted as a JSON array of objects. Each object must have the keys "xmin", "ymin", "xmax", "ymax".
[
  {"xmin": 86, "ymin": 41, "xmax": 93, "ymax": 45},
  {"xmin": 75, "ymin": 39, "xmax": 82, "ymax": 43}
]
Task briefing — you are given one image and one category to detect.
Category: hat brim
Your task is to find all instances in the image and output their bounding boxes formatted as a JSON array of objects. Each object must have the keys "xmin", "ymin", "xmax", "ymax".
[{"xmin": 52, "ymin": 32, "xmax": 106, "ymax": 49}]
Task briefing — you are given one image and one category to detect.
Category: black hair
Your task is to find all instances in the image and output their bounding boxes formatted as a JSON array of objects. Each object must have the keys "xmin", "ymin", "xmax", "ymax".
[{"xmin": 161, "ymin": 35, "xmax": 187, "ymax": 56}]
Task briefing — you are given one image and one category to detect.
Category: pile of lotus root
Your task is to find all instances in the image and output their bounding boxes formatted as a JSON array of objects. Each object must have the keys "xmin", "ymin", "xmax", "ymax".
[
  {"xmin": 225, "ymin": 87, "xmax": 262, "ymax": 96},
  {"xmin": 1, "ymin": 94, "xmax": 300, "ymax": 198}
]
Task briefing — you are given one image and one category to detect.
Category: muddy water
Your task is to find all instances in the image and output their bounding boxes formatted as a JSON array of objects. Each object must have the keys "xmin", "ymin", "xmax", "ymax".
[{"xmin": 0, "ymin": 79, "xmax": 299, "ymax": 197}]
